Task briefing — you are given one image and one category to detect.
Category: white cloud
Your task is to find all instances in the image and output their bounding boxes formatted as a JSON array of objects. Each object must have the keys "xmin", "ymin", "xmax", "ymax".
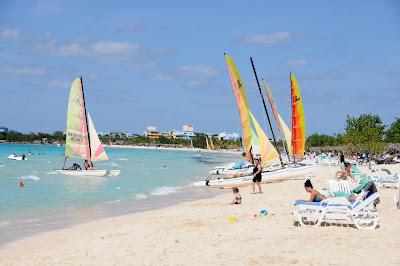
[
  {"xmin": 285, "ymin": 58, "xmax": 308, "ymax": 67},
  {"xmin": 240, "ymin": 32, "xmax": 291, "ymax": 44},
  {"xmin": 178, "ymin": 64, "xmax": 219, "ymax": 77},
  {"xmin": 117, "ymin": 22, "xmax": 142, "ymax": 33},
  {"xmin": 0, "ymin": 29, "xmax": 20, "ymax": 39},
  {"xmin": 47, "ymin": 80, "xmax": 70, "ymax": 89},
  {"xmin": 186, "ymin": 80, "xmax": 202, "ymax": 88},
  {"xmin": 0, "ymin": 64, "xmax": 46, "ymax": 76}
]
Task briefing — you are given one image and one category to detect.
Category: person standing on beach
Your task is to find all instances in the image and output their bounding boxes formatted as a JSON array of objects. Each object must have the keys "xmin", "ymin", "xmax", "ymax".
[{"xmin": 252, "ymin": 158, "xmax": 262, "ymax": 194}]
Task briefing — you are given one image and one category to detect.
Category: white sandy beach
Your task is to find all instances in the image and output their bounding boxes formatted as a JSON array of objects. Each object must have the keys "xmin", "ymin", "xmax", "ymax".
[{"xmin": 1, "ymin": 164, "xmax": 399, "ymax": 265}]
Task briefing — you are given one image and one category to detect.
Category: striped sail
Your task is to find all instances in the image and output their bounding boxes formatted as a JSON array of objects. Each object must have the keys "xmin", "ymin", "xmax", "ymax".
[
  {"xmin": 225, "ymin": 54, "xmax": 253, "ymax": 161},
  {"xmin": 87, "ymin": 113, "xmax": 108, "ymax": 162},
  {"xmin": 290, "ymin": 73, "xmax": 306, "ymax": 157},
  {"xmin": 65, "ymin": 78, "xmax": 90, "ymax": 160},
  {"xmin": 263, "ymin": 79, "xmax": 292, "ymax": 154},
  {"xmin": 249, "ymin": 112, "xmax": 279, "ymax": 163}
]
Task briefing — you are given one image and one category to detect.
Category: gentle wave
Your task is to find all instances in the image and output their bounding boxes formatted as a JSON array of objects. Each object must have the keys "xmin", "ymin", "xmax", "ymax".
[
  {"xmin": 135, "ymin": 193, "xmax": 147, "ymax": 200},
  {"xmin": 117, "ymin": 158, "xmax": 129, "ymax": 161},
  {"xmin": 150, "ymin": 186, "xmax": 180, "ymax": 196},
  {"xmin": 0, "ymin": 221, "xmax": 10, "ymax": 228},
  {"xmin": 20, "ymin": 175, "xmax": 40, "ymax": 181}
]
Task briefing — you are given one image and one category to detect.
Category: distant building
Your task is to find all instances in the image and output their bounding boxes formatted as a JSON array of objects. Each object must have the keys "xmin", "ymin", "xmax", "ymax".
[
  {"xmin": 110, "ymin": 131, "xmax": 127, "ymax": 138},
  {"xmin": 0, "ymin": 127, "xmax": 9, "ymax": 133},
  {"xmin": 145, "ymin": 126, "xmax": 160, "ymax": 139},
  {"xmin": 182, "ymin": 125, "xmax": 193, "ymax": 132},
  {"xmin": 173, "ymin": 130, "xmax": 195, "ymax": 140},
  {"xmin": 218, "ymin": 132, "xmax": 240, "ymax": 141}
]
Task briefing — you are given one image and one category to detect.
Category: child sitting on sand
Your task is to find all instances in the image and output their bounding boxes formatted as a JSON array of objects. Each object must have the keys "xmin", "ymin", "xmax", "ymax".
[
  {"xmin": 298, "ymin": 179, "xmax": 327, "ymax": 202},
  {"xmin": 230, "ymin": 187, "xmax": 242, "ymax": 205}
]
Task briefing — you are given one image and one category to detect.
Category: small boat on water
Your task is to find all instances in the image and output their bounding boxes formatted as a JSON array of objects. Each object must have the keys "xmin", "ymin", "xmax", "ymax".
[
  {"xmin": 7, "ymin": 154, "xmax": 27, "ymax": 161},
  {"xmin": 56, "ymin": 77, "xmax": 120, "ymax": 177}
]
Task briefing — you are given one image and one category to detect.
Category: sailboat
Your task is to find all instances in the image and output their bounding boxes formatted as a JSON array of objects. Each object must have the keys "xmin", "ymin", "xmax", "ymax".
[
  {"xmin": 194, "ymin": 55, "xmax": 314, "ymax": 188},
  {"xmin": 56, "ymin": 77, "xmax": 120, "ymax": 177}
]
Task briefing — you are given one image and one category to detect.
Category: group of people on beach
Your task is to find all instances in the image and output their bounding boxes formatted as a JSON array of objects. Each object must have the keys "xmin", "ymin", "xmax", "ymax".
[{"xmin": 231, "ymin": 155, "xmax": 380, "ymax": 206}]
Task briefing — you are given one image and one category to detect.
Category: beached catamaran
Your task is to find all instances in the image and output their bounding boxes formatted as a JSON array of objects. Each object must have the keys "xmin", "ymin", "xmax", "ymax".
[
  {"xmin": 56, "ymin": 77, "xmax": 120, "ymax": 177},
  {"xmin": 194, "ymin": 54, "xmax": 314, "ymax": 187}
]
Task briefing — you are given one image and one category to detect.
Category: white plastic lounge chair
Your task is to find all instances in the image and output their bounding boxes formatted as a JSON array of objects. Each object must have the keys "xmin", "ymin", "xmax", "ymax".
[
  {"xmin": 328, "ymin": 180, "xmax": 352, "ymax": 196},
  {"xmin": 294, "ymin": 192, "xmax": 379, "ymax": 230},
  {"xmin": 369, "ymin": 168, "xmax": 399, "ymax": 188}
]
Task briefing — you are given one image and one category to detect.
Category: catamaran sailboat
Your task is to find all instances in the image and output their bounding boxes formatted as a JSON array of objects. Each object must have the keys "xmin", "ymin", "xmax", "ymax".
[
  {"xmin": 194, "ymin": 55, "xmax": 315, "ymax": 188},
  {"xmin": 56, "ymin": 77, "xmax": 120, "ymax": 177}
]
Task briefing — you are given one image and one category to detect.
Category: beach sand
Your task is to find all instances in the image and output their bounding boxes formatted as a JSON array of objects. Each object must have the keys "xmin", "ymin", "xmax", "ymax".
[{"xmin": 1, "ymin": 165, "xmax": 399, "ymax": 265}]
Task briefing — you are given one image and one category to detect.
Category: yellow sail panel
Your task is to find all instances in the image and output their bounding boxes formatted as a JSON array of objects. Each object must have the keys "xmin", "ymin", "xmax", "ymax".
[
  {"xmin": 249, "ymin": 112, "xmax": 279, "ymax": 163},
  {"xmin": 278, "ymin": 113, "xmax": 292, "ymax": 155},
  {"xmin": 225, "ymin": 54, "xmax": 252, "ymax": 161},
  {"xmin": 205, "ymin": 136, "xmax": 211, "ymax": 150},
  {"xmin": 65, "ymin": 78, "xmax": 90, "ymax": 160},
  {"xmin": 87, "ymin": 113, "xmax": 108, "ymax": 162},
  {"xmin": 290, "ymin": 73, "xmax": 306, "ymax": 157}
]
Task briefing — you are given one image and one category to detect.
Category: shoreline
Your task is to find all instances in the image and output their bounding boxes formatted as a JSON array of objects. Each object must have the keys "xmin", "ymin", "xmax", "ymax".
[
  {"xmin": 0, "ymin": 142, "xmax": 244, "ymax": 155},
  {"xmin": 0, "ymin": 185, "xmax": 226, "ymax": 247},
  {"xmin": 1, "ymin": 165, "xmax": 400, "ymax": 265}
]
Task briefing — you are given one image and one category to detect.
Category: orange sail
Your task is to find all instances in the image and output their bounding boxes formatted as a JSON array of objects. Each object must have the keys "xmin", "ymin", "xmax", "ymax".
[
  {"xmin": 290, "ymin": 73, "xmax": 306, "ymax": 157},
  {"xmin": 225, "ymin": 54, "xmax": 253, "ymax": 161}
]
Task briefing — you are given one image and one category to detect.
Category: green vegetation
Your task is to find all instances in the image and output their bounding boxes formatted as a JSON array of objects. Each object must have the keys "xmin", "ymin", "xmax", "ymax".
[
  {"xmin": 0, "ymin": 130, "xmax": 241, "ymax": 150},
  {"xmin": 306, "ymin": 113, "xmax": 394, "ymax": 154}
]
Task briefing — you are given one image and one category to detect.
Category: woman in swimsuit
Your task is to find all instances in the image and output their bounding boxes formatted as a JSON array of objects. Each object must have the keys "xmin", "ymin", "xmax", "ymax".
[
  {"xmin": 252, "ymin": 158, "xmax": 263, "ymax": 194},
  {"xmin": 230, "ymin": 187, "xmax": 242, "ymax": 205},
  {"xmin": 299, "ymin": 179, "xmax": 327, "ymax": 202}
]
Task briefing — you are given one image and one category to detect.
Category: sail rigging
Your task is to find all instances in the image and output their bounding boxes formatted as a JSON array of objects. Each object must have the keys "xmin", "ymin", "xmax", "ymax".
[{"xmin": 290, "ymin": 73, "xmax": 306, "ymax": 157}]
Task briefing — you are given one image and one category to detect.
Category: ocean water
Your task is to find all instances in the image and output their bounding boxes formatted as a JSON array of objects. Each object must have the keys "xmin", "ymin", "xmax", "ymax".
[{"xmin": 0, "ymin": 144, "xmax": 239, "ymax": 243}]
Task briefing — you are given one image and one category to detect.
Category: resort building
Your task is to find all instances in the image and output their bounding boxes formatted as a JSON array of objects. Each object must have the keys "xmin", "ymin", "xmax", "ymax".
[
  {"xmin": 217, "ymin": 132, "xmax": 240, "ymax": 141},
  {"xmin": 145, "ymin": 126, "xmax": 161, "ymax": 139}
]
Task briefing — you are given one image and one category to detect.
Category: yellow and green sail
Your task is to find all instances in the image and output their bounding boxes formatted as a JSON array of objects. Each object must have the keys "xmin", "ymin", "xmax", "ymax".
[
  {"xmin": 65, "ymin": 78, "xmax": 91, "ymax": 160},
  {"xmin": 250, "ymin": 112, "xmax": 279, "ymax": 163},
  {"xmin": 225, "ymin": 54, "xmax": 253, "ymax": 161},
  {"xmin": 65, "ymin": 77, "xmax": 108, "ymax": 162},
  {"xmin": 290, "ymin": 73, "xmax": 306, "ymax": 157}
]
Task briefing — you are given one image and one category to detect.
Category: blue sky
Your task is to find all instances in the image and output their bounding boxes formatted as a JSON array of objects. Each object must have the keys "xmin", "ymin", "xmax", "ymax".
[{"xmin": 0, "ymin": 0, "xmax": 399, "ymax": 136}]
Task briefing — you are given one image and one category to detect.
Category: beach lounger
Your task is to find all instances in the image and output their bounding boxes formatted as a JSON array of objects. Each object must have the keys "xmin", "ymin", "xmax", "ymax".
[
  {"xmin": 369, "ymin": 168, "xmax": 399, "ymax": 188},
  {"xmin": 294, "ymin": 192, "xmax": 379, "ymax": 230},
  {"xmin": 328, "ymin": 180, "xmax": 352, "ymax": 196}
]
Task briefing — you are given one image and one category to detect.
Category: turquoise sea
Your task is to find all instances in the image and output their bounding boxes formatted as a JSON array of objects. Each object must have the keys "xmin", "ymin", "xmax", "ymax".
[{"xmin": 0, "ymin": 144, "xmax": 238, "ymax": 244}]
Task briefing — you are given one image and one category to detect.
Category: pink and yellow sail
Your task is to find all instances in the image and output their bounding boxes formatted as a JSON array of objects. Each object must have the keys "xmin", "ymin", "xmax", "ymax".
[
  {"xmin": 290, "ymin": 73, "xmax": 306, "ymax": 157},
  {"xmin": 65, "ymin": 77, "xmax": 108, "ymax": 162},
  {"xmin": 249, "ymin": 111, "xmax": 279, "ymax": 163},
  {"xmin": 225, "ymin": 54, "xmax": 253, "ymax": 161},
  {"xmin": 263, "ymin": 79, "xmax": 292, "ymax": 155}
]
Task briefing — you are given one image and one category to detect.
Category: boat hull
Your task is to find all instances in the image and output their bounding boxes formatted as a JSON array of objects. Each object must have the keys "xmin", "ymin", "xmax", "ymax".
[
  {"xmin": 193, "ymin": 164, "xmax": 316, "ymax": 188},
  {"xmin": 7, "ymin": 155, "xmax": 26, "ymax": 161},
  {"xmin": 56, "ymin": 169, "xmax": 120, "ymax": 177}
]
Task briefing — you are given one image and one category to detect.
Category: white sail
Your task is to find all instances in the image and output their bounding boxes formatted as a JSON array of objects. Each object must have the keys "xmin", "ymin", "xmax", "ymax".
[{"xmin": 87, "ymin": 113, "xmax": 108, "ymax": 162}]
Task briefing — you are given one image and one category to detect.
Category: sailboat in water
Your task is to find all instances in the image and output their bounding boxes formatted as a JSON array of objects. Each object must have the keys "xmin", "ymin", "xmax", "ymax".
[{"xmin": 56, "ymin": 77, "xmax": 120, "ymax": 177}]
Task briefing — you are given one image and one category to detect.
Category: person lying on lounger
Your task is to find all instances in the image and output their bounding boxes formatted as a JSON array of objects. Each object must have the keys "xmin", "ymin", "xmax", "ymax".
[{"xmin": 298, "ymin": 179, "xmax": 327, "ymax": 202}]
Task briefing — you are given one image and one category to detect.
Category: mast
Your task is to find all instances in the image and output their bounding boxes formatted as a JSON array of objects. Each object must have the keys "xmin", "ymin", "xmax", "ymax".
[
  {"xmin": 250, "ymin": 57, "xmax": 284, "ymax": 167},
  {"xmin": 290, "ymin": 72, "xmax": 295, "ymax": 164},
  {"xmin": 80, "ymin": 76, "xmax": 92, "ymax": 163}
]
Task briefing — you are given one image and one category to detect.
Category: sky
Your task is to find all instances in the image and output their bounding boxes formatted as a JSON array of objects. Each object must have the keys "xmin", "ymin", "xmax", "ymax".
[{"xmin": 0, "ymin": 0, "xmax": 399, "ymax": 136}]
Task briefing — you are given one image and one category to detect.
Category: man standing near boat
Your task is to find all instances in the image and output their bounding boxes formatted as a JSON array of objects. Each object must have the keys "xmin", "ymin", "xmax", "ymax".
[{"xmin": 252, "ymin": 158, "xmax": 262, "ymax": 194}]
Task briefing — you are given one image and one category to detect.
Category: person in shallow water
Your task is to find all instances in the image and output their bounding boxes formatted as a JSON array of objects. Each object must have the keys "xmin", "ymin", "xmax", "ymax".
[
  {"xmin": 298, "ymin": 179, "xmax": 327, "ymax": 202},
  {"xmin": 230, "ymin": 187, "xmax": 242, "ymax": 205},
  {"xmin": 251, "ymin": 158, "xmax": 263, "ymax": 194}
]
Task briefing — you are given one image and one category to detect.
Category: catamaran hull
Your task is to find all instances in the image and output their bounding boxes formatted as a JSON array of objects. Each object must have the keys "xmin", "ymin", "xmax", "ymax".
[
  {"xmin": 7, "ymin": 155, "xmax": 26, "ymax": 161},
  {"xmin": 56, "ymin": 169, "xmax": 120, "ymax": 177},
  {"xmin": 193, "ymin": 164, "xmax": 316, "ymax": 188}
]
